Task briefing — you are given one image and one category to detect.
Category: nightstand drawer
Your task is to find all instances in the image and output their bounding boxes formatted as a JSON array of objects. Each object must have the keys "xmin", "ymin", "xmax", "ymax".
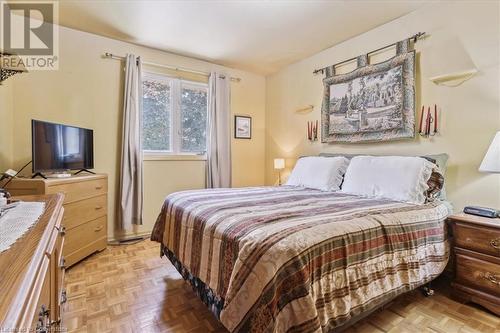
[
  {"xmin": 454, "ymin": 222, "xmax": 500, "ymax": 257},
  {"xmin": 456, "ymin": 252, "xmax": 500, "ymax": 296}
]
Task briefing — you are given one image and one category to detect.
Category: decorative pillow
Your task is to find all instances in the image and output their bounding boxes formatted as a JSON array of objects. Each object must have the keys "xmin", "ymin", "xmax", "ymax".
[
  {"xmin": 426, "ymin": 170, "xmax": 444, "ymax": 201},
  {"xmin": 340, "ymin": 156, "xmax": 436, "ymax": 204},
  {"xmin": 421, "ymin": 153, "xmax": 449, "ymax": 200},
  {"xmin": 286, "ymin": 156, "xmax": 350, "ymax": 191}
]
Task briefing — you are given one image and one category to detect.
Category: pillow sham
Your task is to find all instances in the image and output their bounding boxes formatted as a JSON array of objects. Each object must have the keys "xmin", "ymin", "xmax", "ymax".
[
  {"xmin": 319, "ymin": 152, "xmax": 449, "ymax": 200},
  {"xmin": 286, "ymin": 156, "xmax": 349, "ymax": 191},
  {"xmin": 341, "ymin": 156, "xmax": 436, "ymax": 204}
]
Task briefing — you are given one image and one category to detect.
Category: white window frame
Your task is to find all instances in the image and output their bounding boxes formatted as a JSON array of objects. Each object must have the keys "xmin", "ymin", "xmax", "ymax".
[{"xmin": 142, "ymin": 71, "xmax": 208, "ymax": 160}]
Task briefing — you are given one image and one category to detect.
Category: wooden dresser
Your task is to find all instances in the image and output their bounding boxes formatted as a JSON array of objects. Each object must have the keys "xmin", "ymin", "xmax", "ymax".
[
  {"xmin": 448, "ymin": 213, "xmax": 500, "ymax": 315},
  {"xmin": 0, "ymin": 194, "xmax": 65, "ymax": 332},
  {"xmin": 7, "ymin": 174, "xmax": 108, "ymax": 267}
]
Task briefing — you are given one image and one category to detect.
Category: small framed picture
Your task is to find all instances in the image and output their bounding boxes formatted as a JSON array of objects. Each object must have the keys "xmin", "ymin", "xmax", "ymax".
[{"xmin": 234, "ymin": 116, "xmax": 251, "ymax": 139}]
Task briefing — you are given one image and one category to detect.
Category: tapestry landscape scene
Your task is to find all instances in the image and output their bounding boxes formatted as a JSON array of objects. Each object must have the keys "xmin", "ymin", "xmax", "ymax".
[{"xmin": 329, "ymin": 65, "xmax": 404, "ymax": 134}]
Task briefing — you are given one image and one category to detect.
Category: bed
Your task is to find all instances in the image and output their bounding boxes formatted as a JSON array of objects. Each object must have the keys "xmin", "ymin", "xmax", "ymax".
[{"xmin": 151, "ymin": 185, "xmax": 450, "ymax": 333}]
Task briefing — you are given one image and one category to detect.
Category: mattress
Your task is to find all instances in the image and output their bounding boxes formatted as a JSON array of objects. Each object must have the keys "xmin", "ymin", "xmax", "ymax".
[{"xmin": 151, "ymin": 186, "xmax": 450, "ymax": 333}]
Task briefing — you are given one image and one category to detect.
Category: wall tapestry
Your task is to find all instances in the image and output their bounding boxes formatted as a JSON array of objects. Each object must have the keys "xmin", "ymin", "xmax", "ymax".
[{"xmin": 321, "ymin": 40, "xmax": 415, "ymax": 143}]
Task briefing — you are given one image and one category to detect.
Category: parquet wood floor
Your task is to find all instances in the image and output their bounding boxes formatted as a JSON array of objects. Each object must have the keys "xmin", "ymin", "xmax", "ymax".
[{"xmin": 63, "ymin": 240, "xmax": 499, "ymax": 333}]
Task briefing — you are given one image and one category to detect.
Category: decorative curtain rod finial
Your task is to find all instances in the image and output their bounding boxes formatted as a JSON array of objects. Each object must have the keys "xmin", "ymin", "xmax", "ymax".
[
  {"xmin": 414, "ymin": 32, "xmax": 426, "ymax": 42},
  {"xmin": 313, "ymin": 68, "xmax": 325, "ymax": 75},
  {"xmin": 103, "ymin": 52, "xmax": 114, "ymax": 59}
]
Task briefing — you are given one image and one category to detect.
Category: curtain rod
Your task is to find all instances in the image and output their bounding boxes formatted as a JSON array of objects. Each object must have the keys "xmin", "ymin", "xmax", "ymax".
[
  {"xmin": 103, "ymin": 52, "xmax": 241, "ymax": 82},
  {"xmin": 312, "ymin": 32, "xmax": 426, "ymax": 75}
]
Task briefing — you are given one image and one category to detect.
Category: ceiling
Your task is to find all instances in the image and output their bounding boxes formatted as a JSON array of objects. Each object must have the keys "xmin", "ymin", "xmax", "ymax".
[{"xmin": 55, "ymin": 0, "xmax": 424, "ymax": 75}]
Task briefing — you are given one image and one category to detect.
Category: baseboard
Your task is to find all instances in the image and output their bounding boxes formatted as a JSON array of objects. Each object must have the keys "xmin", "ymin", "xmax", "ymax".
[{"xmin": 107, "ymin": 231, "xmax": 152, "ymax": 245}]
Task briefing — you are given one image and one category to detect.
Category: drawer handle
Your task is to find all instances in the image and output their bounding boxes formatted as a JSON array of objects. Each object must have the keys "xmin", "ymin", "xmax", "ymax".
[
  {"xmin": 94, "ymin": 225, "xmax": 104, "ymax": 232},
  {"xmin": 490, "ymin": 238, "xmax": 500, "ymax": 249},
  {"xmin": 481, "ymin": 272, "xmax": 500, "ymax": 286},
  {"xmin": 59, "ymin": 225, "xmax": 66, "ymax": 236},
  {"xmin": 61, "ymin": 289, "xmax": 67, "ymax": 304},
  {"xmin": 39, "ymin": 304, "xmax": 49, "ymax": 317},
  {"xmin": 95, "ymin": 186, "xmax": 103, "ymax": 190},
  {"xmin": 60, "ymin": 256, "xmax": 66, "ymax": 269},
  {"xmin": 95, "ymin": 206, "xmax": 103, "ymax": 210},
  {"xmin": 36, "ymin": 304, "xmax": 50, "ymax": 333}
]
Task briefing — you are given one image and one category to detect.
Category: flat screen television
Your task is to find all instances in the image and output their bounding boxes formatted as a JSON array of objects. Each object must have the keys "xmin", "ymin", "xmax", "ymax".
[{"xmin": 32, "ymin": 120, "xmax": 94, "ymax": 173}]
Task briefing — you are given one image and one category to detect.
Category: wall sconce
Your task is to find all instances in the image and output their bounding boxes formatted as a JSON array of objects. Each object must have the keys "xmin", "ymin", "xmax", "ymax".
[
  {"xmin": 274, "ymin": 158, "xmax": 285, "ymax": 185},
  {"xmin": 295, "ymin": 105, "xmax": 314, "ymax": 114},
  {"xmin": 418, "ymin": 104, "xmax": 439, "ymax": 137},
  {"xmin": 420, "ymin": 29, "xmax": 477, "ymax": 87},
  {"xmin": 0, "ymin": 52, "xmax": 28, "ymax": 85}
]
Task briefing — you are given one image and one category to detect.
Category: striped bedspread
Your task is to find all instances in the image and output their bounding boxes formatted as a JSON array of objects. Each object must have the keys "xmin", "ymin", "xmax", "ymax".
[{"xmin": 151, "ymin": 186, "xmax": 450, "ymax": 333}]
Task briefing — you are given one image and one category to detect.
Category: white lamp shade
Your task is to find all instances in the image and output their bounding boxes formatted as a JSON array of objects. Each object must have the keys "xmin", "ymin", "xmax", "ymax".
[
  {"xmin": 479, "ymin": 131, "xmax": 500, "ymax": 173},
  {"xmin": 274, "ymin": 158, "xmax": 285, "ymax": 170}
]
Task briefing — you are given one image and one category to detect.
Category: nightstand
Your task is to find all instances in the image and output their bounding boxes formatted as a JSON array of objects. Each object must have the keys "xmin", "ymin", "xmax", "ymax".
[{"xmin": 448, "ymin": 213, "xmax": 500, "ymax": 315}]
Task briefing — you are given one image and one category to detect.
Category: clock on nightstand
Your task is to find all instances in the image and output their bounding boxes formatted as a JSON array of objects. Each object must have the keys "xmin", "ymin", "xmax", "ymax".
[{"xmin": 448, "ymin": 213, "xmax": 500, "ymax": 315}]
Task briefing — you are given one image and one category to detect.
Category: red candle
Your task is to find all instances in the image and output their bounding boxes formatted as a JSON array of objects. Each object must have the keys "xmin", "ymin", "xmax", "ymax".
[
  {"xmin": 426, "ymin": 107, "xmax": 431, "ymax": 135},
  {"xmin": 307, "ymin": 122, "xmax": 311, "ymax": 140},
  {"xmin": 419, "ymin": 105, "xmax": 425, "ymax": 133},
  {"xmin": 434, "ymin": 104, "xmax": 438, "ymax": 133},
  {"xmin": 315, "ymin": 120, "xmax": 318, "ymax": 139}
]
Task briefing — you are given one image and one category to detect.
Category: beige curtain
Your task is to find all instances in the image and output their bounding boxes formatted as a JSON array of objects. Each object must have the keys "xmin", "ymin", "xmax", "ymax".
[
  {"xmin": 206, "ymin": 72, "xmax": 231, "ymax": 188},
  {"xmin": 118, "ymin": 54, "xmax": 143, "ymax": 229}
]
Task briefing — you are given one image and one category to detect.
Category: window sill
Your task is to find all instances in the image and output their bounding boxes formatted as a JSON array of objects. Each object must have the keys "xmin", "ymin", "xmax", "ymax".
[{"xmin": 143, "ymin": 154, "xmax": 207, "ymax": 161}]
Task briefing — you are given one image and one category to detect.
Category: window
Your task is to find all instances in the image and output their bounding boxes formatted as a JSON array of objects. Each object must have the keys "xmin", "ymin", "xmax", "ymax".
[
  {"xmin": 142, "ymin": 72, "xmax": 208, "ymax": 155},
  {"xmin": 142, "ymin": 74, "xmax": 171, "ymax": 151}
]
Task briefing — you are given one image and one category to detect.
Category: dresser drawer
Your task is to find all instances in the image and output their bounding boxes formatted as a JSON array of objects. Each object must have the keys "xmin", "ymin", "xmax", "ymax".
[
  {"xmin": 56, "ymin": 234, "xmax": 65, "ymax": 308},
  {"xmin": 47, "ymin": 178, "xmax": 107, "ymax": 204},
  {"xmin": 29, "ymin": 257, "xmax": 51, "ymax": 331},
  {"xmin": 62, "ymin": 194, "xmax": 107, "ymax": 230},
  {"xmin": 456, "ymin": 252, "xmax": 500, "ymax": 296},
  {"xmin": 64, "ymin": 216, "xmax": 107, "ymax": 255},
  {"xmin": 454, "ymin": 222, "xmax": 500, "ymax": 257}
]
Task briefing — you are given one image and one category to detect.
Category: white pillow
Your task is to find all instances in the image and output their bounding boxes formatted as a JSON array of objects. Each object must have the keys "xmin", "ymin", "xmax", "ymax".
[
  {"xmin": 341, "ymin": 156, "xmax": 435, "ymax": 204},
  {"xmin": 286, "ymin": 156, "xmax": 350, "ymax": 191}
]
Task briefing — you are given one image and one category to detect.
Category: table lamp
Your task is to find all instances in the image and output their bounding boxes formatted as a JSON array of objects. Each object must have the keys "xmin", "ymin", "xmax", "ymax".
[
  {"xmin": 464, "ymin": 131, "xmax": 500, "ymax": 218},
  {"xmin": 479, "ymin": 132, "xmax": 500, "ymax": 173},
  {"xmin": 274, "ymin": 158, "xmax": 285, "ymax": 185}
]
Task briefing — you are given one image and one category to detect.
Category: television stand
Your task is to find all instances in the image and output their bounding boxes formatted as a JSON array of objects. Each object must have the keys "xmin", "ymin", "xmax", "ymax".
[
  {"xmin": 31, "ymin": 172, "xmax": 47, "ymax": 179},
  {"xmin": 74, "ymin": 169, "xmax": 96, "ymax": 176}
]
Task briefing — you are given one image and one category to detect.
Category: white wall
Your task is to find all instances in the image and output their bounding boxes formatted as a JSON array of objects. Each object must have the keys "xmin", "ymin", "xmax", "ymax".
[
  {"xmin": 265, "ymin": 1, "xmax": 500, "ymax": 210},
  {"xmin": 5, "ymin": 24, "xmax": 266, "ymax": 240}
]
